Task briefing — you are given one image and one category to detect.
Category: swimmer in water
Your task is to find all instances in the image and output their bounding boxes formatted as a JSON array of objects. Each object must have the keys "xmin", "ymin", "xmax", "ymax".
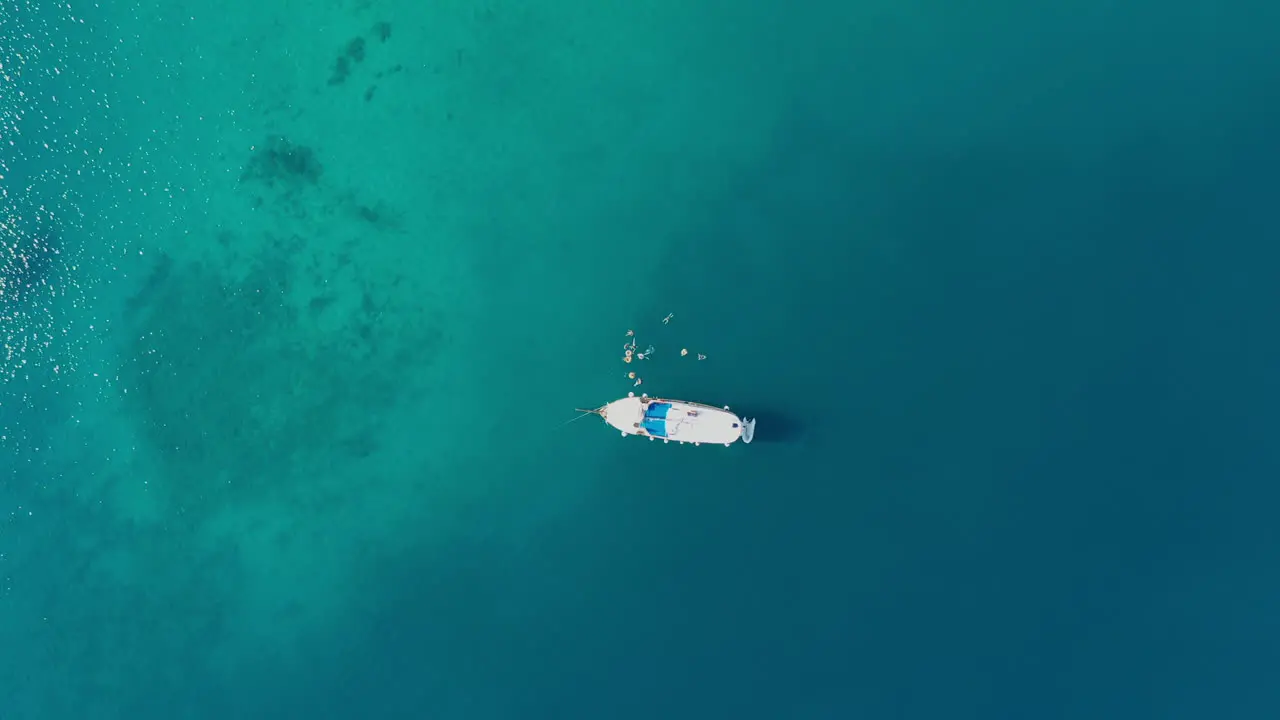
[
  {"xmin": 662, "ymin": 313, "xmax": 674, "ymax": 324},
  {"xmin": 697, "ymin": 354, "xmax": 707, "ymax": 360}
]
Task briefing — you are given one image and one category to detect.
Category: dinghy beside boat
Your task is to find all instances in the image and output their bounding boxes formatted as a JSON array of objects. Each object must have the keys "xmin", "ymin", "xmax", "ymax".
[{"xmin": 578, "ymin": 393, "xmax": 756, "ymax": 446}]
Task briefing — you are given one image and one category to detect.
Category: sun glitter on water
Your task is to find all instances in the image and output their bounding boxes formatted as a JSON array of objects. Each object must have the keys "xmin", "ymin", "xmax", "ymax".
[
  {"xmin": 1, "ymin": 208, "xmax": 84, "ymax": 382},
  {"xmin": 1, "ymin": 1, "xmax": 125, "ymax": 446}
]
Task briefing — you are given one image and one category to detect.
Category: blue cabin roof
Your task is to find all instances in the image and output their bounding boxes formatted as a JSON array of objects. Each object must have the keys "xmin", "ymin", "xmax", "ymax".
[
  {"xmin": 644, "ymin": 402, "xmax": 671, "ymax": 419},
  {"xmin": 641, "ymin": 417, "xmax": 668, "ymax": 437},
  {"xmin": 641, "ymin": 402, "xmax": 671, "ymax": 437}
]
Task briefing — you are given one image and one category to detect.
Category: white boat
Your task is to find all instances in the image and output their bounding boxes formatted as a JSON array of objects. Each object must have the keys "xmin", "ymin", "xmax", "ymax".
[{"xmin": 578, "ymin": 392, "xmax": 756, "ymax": 446}]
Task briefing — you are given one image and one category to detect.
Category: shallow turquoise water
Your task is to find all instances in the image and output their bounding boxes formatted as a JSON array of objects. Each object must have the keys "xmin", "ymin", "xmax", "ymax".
[{"xmin": 3, "ymin": 1, "xmax": 1280, "ymax": 718}]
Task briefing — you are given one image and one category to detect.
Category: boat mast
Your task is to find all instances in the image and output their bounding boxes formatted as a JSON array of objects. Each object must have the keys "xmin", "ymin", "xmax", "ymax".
[{"xmin": 555, "ymin": 406, "xmax": 606, "ymax": 430}]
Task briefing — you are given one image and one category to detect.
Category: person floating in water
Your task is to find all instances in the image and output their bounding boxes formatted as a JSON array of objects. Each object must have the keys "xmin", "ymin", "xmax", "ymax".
[
  {"xmin": 662, "ymin": 313, "xmax": 674, "ymax": 324},
  {"xmin": 697, "ymin": 353, "xmax": 707, "ymax": 360}
]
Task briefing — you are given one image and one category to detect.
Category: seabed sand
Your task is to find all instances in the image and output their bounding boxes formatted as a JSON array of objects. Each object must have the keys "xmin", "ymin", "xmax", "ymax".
[{"xmin": 3, "ymin": 0, "xmax": 789, "ymax": 714}]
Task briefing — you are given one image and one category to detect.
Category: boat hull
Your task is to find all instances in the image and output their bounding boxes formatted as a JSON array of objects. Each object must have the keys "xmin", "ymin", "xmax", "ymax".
[{"xmin": 600, "ymin": 394, "xmax": 754, "ymax": 446}]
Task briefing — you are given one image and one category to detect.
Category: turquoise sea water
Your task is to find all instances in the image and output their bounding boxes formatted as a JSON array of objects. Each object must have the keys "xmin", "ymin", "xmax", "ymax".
[{"xmin": 4, "ymin": 1, "xmax": 1280, "ymax": 717}]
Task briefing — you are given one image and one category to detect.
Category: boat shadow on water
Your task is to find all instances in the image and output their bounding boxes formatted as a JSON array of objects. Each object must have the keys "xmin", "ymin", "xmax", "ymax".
[{"xmin": 743, "ymin": 408, "xmax": 803, "ymax": 444}]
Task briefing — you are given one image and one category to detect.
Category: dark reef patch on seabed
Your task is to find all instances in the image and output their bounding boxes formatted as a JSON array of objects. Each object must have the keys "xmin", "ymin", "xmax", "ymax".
[
  {"xmin": 326, "ymin": 21, "xmax": 392, "ymax": 87},
  {"xmin": 236, "ymin": 135, "xmax": 407, "ymax": 234},
  {"xmin": 240, "ymin": 136, "xmax": 324, "ymax": 188},
  {"xmin": 328, "ymin": 38, "xmax": 366, "ymax": 86},
  {"xmin": 116, "ymin": 242, "xmax": 445, "ymax": 519}
]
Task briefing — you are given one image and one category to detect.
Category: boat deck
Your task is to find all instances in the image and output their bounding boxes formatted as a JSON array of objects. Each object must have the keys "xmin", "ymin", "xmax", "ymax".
[{"xmin": 603, "ymin": 395, "xmax": 747, "ymax": 446}]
